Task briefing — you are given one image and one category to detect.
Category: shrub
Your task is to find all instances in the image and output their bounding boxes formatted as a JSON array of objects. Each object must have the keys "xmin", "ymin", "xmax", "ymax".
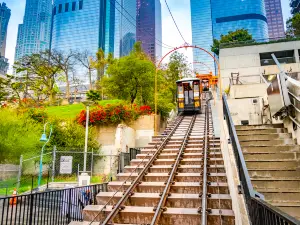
[
  {"xmin": 27, "ymin": 108, "xmax": 48, "ymax": 123},
  {"xmin": 0, "ymin": 109, "xmax": 43, "ymax": 163},
  {"xmin": 86, "ymin": 90, "xmax": 101, "ymax": 103},
  {"xmin": 76, "ymin": 103, "xmax": 152, "ymax": 126}
]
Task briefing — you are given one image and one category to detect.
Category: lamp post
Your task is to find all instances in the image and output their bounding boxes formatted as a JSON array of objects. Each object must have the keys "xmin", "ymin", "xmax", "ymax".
[
  {"xmin": 38, "ymin": 122, "xmax": 53, "ymax": 189},
  {"xmin": 78, "ymin": 100, "xmax": 93, "ymax": 186}
]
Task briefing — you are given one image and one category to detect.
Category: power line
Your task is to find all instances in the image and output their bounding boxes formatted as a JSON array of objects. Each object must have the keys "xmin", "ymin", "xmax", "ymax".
[
  {"xmin": 109, "ymin": 0, "xmax": 174, "ymax": 50},
  {"xmin": 164, "ymin": 0, "xmax": 187, "ymax": 44}
]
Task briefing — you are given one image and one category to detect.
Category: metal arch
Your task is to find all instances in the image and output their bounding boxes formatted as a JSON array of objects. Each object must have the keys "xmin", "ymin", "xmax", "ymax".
[{"xmin": 154, "ymin": 44, "xmax": 222, "ymax": 135}]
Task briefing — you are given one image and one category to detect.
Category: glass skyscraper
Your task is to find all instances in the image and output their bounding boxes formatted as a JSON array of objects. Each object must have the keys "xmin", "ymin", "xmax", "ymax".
[
  {"xmin": 0, "ymin": 2, "xmax": 10, "ymax": 57},
  {"xmin": 264, "ymin": 0, "xmax": 285, "ymax": 39},
  {"xmin": 52, "ymin": 0, "xmax": 136, "ymax": 59},
  {"xmin": 136, "ymin": 0, "xmax": 162, "ymax": 62},
  {"xmin": 0, "ymin": 2, "xmax": 10, "ymax": 76},
  {"xmin": 290, "ymin": 0, "xmax": 300, "ymax": 15},
  {"xmin": 51, "ymin": 0, "xmax": 106, "ymax": 56},
  {"xmin": 105, "ymin": 0, "xmax": 136, "ymax": 58},
  {"xmin": 15, "ymin": 0, "xmax": 52, "ymax": 61},
  {"xmin": 191, "ymin": 0, "xmax": 269, "ymax": 73}
]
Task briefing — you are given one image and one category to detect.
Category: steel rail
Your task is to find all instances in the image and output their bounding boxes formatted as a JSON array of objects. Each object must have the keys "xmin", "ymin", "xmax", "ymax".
[
  {"xmin": 89, "ymin": 117, "xmax": 183, "ymax": 224},
  {"xmin": 100, "ymin": 116, "xmax": 185, "ymax": 225},
  {"xmin": 150, "ymin": 114, "xmax": 197, "ymax": 225},
  {"xmin": 201, "ymin": 96, "xmax": 210, "ymax": 225}
]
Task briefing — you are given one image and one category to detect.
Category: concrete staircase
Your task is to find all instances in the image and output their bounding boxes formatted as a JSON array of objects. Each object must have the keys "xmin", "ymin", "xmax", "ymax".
[{"xmin": 236, "ymin": 124, "xmax": 300, "ymax": 220}]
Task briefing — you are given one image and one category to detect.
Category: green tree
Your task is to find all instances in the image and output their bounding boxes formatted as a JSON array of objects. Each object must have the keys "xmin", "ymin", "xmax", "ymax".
[
  {"xmin": 13, "ymin": 50, "xmax": 62, "ymax": 103},
  {"xmin": 165, "ymin": 52, "xmax": 189, "ymax": 102},
  {"xmin": 75, "ymin": 50, "xmax": 95, "ymax": 90},
  {"xmin": 102, "ymin": 42, "xmax": 155, "ymax": 105},
  {"xmin": 211, "ymin": 29, "xmax": 253, "ymax": 55},
  {"xmin": 86, "ymin": 90, "xmax": 101, "ymax": 103},
  {"xmin": 51, "ymin": 50, "xmax": 76, "ymax": 100},
  {"xmin": 0, "ymin": 76, "xmax": 8, "ymax": 101},
  {"xmin": 286, "ymin": 13, "xmax": 300, "ymax": 37}
]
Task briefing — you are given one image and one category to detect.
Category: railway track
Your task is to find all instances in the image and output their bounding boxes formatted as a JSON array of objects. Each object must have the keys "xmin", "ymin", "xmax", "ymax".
[{"xmin": 72, "ymin": 94, "xmax": 235, "ymax": 225}]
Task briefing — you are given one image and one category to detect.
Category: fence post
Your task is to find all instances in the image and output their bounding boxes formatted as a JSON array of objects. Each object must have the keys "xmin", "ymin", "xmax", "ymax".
[
  {"xmin": 91, "ymin": 148, "xmax": 94, "ymax": 178},
  {"xmin": 52, "ymin": 146, "xmax": 56, "ymax": 183},
  {"xmin": 17, "ymin": 155, "xmax": 23, "ymax": 192}
]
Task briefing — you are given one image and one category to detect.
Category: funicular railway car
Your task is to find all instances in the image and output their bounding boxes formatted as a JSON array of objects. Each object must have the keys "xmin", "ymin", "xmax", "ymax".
[{"xmin": 176, "ymin": 78, "xmax": 201, "ymax": 113}]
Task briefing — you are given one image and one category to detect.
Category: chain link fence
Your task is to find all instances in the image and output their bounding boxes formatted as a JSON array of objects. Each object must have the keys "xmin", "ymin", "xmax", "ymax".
[{"xmin": 0, "ymin": 147, "xmax": 141, "ymax": 196}]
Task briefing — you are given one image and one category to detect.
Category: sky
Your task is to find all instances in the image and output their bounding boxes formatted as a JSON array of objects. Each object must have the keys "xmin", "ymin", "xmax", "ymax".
[{"xmin": 4, "ymin": 0, "xmax": 292, "ymax": 71}]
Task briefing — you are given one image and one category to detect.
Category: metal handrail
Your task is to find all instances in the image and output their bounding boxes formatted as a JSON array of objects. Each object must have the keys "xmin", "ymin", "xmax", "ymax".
[{"xmin": 222, "ymin": 94, "xmax": 300, "ymax": 225}]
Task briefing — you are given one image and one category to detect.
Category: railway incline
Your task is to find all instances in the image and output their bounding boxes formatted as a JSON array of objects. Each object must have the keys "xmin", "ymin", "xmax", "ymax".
[{"xmin": 71, "ymin": 94, "xmax": 236, "ymax": 225}]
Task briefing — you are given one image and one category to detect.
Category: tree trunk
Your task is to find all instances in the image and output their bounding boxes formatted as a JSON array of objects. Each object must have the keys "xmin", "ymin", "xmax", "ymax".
[
  {"xmin": 65, "ymin": 71, "xmax": 70, "ymax": 100},
  {"xmin": 88, "ymin": 68, "xmax": 93, "ymax": 90}
]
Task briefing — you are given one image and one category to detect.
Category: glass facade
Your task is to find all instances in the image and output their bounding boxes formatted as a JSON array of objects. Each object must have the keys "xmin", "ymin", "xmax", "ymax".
[
  {"xmin": 15, "ymin": 0, "xmax": 52, "ymax": 61},
  {"xmin": 0, "ymin": 3, "xmax": 10, "ymax": 57},
  {"xmin": 191, "ymin": 0, "xmax": 269, "ymax": 73},
  {"xmin": 264, "ymin": 0, "xmax": 285, "ymax": 39},
  {"xmin": 137, "ymin": 0, "xmax": 162, "ymax": 62},
  {"xmin": 190, "ymin": 0, "xmax": 214, "ymax": 74},
  {"xmin": 211, "ymin": 0, "xmax": 268, "ymax": 41},
  {"xmin": 51, "ymin": 0, "xmax": 106, "ymax": 56},
  {"xmin": 108, "ymin": 0, "xmax": 136, "ymax": 58},
  {"xmin": 290, "ymin": 0, "xmax": 300, "ymax": 15}
]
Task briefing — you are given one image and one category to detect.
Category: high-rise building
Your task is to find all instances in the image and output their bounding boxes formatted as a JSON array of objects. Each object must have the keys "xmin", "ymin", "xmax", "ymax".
[
  {"xmin": 290, "ymin": 0, "xmax": 300, "ymax": 14},
  {"xmin": 51, "ymin": 0, "xmax": 106, "ymax": 57},
  {"xmin": 190, "ymin": 0, "xmax": 269, "ymax": 73},
  {"xmin": 136, "ymin": 0, "xmax": 162, "ymax": 62},
  {"xmin": 105, "ymin": 0, "xmax": 136, "ymax": 58},
  {"xmin": 0, "ymin": 2, "xmax": 10, "ymax": 57},
  {"xmin": 265, "ymin": 0, "xmax": 285, "ymax": 39},
  {"xmin": 0, "ymin": 2, "xmax": 10, "ymax": 76},
  {"xmin": 52, "ymin": 0, "xmax": 136, "ymax": 60},
  {"xmin": 14, "ymin": 0, "xmax": 52, "ymax": 61}
]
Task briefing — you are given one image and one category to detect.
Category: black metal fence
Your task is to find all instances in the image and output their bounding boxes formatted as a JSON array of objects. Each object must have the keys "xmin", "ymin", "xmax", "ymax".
[
  {"xmin": 0, "ymin": 183, "xmax": 107, "ymax": 225},
  {"xmin": 223, "ymin": 94, "xmax": 300, "ymax": 225},
  {"xmin": 118, "ymin": 148, "xmax": 141, "ymax": 173}
]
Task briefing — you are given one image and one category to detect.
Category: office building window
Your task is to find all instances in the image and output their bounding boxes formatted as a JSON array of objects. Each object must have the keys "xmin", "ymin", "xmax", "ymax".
[
  {"xmin": 72, "ymin": 2, "xmax": 76, "ymax": 11},
  {"xmin": 79, "ymin": 1, "xmax": 83, "ymax": 10},
  {"xmin": 58, "ymin": 4, "xmax": 62, "ymax": 13},
  {"xmin": 65, "ymin": 3, "xmax": 69, "ymax": 12},
  {"xmin": 53, "ymin": 6, "xmax": 56, "ymax": 15}
]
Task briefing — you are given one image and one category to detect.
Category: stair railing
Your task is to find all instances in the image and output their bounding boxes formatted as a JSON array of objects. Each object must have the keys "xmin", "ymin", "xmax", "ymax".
[{"xmin": 223, "ymin": 94, "xmax": 300, "ymax": 225}]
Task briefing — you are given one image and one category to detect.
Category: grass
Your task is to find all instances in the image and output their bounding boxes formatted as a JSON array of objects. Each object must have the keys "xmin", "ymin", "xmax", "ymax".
[
  {"xmin": 0, "ymin": 174, "xmax": 106, "ymax": 196},
  {"xmin": 45, "ymin": 99, "xmax": 123, "ymax": 119}
]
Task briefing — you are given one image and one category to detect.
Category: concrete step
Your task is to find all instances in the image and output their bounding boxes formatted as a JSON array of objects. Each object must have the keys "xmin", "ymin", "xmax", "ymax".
[
  {"xmin": 252, "ymin": 179, "xmax": 300, "ymax": 190},
  {"xmin": 97, "ymin": 192, "xmax": 232, "ymax": 209},
  {"xmin": 130, "ymin": 158, "xmax": 224, "ymax": 166},
  {"xmin": 137, "ymin": 152, "xmax": 223, "ymax": 159},
  {"xmin": 242, "ymin": 146, "xmax": 300, "ymax": 153},
  {"xmin": 236, "ymin": 128, "xmax": 287, "ymax": 135},
  {"xmin": 116, "ymin": 172, "xmax": 227, "ymax": 182},
  {"xmin": 263, "ymin": 192, "xmax": 300, "ymax": 202},
  {"xmin": 240, "ymin": 140, "xmax": 295, "ymax": 146},
  {"xmin": 244, "ymin": 153, "xmax": 300, "ymax": 161},
  {"xmin": 249, "ymin": 170, "xmax": 300, "ymax": 179},
  {"xmin": 246, "ymin": 161, "xmax": 299, "ymax": 170},
  {"xmin": 235, "ymin": 124, "xmax": 284, "ymax": 130},
  {"xmin": 107, "ymin": 181, "xmax": 229, "ymax": 194},
  {"xmin": 238, "ymin": 133, "xmax": 292, "ymax": 141},
  {"xmin": 123, "ymin": 165, "xmax": 225, "ymax": 173},
  {"xmin": 82, "ymin": 205, "xmax": 235, "ymax": 225}
]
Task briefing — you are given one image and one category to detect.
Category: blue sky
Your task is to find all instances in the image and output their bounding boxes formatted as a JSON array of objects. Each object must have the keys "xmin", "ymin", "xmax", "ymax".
[{"xmin": 5, "ymin": 0, "xmax": 292, "ymax": 70}]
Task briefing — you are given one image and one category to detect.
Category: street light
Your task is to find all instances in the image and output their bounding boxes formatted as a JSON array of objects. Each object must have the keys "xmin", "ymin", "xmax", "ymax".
[
  {"xmin": 78, "ymin": 100, "xmax": 93, "ymax": 186},
  {"xmin": 38, "ymin": 122, "xmax": 53, "ymax": 189}
]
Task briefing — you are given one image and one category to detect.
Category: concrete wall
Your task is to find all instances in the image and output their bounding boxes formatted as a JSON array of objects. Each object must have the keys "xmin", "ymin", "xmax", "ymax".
[
  {"xmin": 220, "ymin": 40, "xmax": 300, "ymax": 88},
  {"xmin": 0, "ymin": 164, "xmax": 19, "ymax": 180}
]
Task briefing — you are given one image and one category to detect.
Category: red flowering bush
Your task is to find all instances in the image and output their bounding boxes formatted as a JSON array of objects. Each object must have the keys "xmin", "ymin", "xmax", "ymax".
[{"xmin": 77, "ymin": 103, "xmax": 153, "ymax": 126}]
